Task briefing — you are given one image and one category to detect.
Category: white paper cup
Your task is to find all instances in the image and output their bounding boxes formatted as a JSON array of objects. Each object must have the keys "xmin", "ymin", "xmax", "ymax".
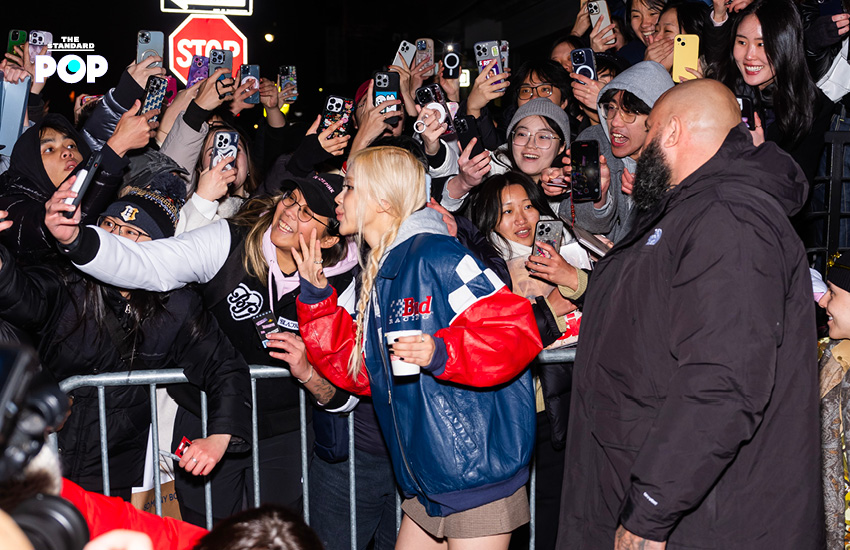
[{"xmin": 385, "ymin": 329, "xmax": 423, "ymax": 376}]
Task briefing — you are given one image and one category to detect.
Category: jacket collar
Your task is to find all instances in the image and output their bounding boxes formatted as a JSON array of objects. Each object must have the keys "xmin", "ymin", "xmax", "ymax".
[{"xmin": 379, "ymin": 208, "xmax": 449, "ymax": 280}]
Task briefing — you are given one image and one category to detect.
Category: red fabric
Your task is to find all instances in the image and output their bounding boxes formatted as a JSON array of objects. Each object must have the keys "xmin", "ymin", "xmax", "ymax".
[
  {"xmin": 60, "ymin": 478, "xmax": 207, "ymax": 550},
  {"xmin": 433, "ymin": 287, "xmax": 542, "ymax": 386},
  {"xmin": 297, "ymin": 287, "xmax": 372, "ymax": 397}
]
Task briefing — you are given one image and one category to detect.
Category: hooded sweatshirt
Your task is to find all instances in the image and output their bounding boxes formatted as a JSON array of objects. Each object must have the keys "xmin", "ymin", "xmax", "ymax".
[
  {"xmin": 0, "ymin": 114, "xmax": 127, "ymax": 262},
  {"xmin": 582, "ymin": 61, "xmax": 674, "ymax": 243}
]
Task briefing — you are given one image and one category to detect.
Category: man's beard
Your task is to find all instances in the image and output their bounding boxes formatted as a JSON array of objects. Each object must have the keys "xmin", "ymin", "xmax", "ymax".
[{"xmin": 632, "ymin": 136, "xmax": 672, "ymax": 212}]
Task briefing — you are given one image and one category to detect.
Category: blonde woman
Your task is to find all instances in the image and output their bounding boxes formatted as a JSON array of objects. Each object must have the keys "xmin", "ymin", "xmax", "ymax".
[{"xmin": 293, "ymin": 146, "xmax": 543, "ymax": 549}]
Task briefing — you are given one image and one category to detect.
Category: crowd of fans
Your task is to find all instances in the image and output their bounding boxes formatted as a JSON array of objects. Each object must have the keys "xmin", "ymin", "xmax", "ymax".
[{"xmin": 1, "ymin": 0, "xmax": 850, "ymax": 547}]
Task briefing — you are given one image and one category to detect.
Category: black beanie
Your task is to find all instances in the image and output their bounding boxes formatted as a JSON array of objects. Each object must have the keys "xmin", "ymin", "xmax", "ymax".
[
  {"xmin": 828, "ymin": 254, "xmax": 850, "ymax": 294},
  {"xmin": 100, "ymin": 172, "xmax": 186, "ymax": 240}
]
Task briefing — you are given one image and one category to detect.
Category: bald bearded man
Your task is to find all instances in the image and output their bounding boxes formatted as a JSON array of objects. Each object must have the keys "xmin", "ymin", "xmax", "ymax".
[{"xmin": 556, "ymin": 80, "xmax": 823, "ymax": 549}]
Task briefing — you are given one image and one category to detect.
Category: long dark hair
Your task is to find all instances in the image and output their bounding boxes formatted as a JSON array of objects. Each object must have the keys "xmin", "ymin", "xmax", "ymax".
[
  {"xmin": 468, "ymin": 172, "xmax": 557, "ymax": 257},
  {"xmin": 711, "ymin": 0, "xmax": 816, "ymax": 148},
  {"xmin": 660, "ymin": 0, "xmax": 709, "ymax": 41}
]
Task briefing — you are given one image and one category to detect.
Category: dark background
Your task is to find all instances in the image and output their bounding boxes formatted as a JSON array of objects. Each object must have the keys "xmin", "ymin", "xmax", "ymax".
[{"xmin": 3, "ymin": 0, "xmax": 582, "ymax": 126}]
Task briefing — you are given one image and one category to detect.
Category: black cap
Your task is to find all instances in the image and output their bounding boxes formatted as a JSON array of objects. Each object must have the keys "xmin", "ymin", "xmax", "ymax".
[
  {"xmin": 829, "ymin": 254, "xmax": 850, "ymax": 294},
  {"xmin": 100, "ymin": 172, "xmax": 186, "ymax": 240},
  {"xmin": 282, "ymin": 173, "xmax": 343, "ymax": 219}
]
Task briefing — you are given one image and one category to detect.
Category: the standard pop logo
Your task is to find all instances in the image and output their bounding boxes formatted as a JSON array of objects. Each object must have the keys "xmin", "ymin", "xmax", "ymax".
[{"xmin": 34, "ymin": 37, "xmax": 107, "ymax": 83}]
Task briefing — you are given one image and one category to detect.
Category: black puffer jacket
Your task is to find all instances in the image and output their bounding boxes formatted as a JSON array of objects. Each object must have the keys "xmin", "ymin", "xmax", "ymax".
[
  {"xmin": 0, "ymin": 115, "xmax": 127, "ymax": 263},
  {"xmin": 0, "ymin": 246, "xmax": 252, "ymax": 494}
]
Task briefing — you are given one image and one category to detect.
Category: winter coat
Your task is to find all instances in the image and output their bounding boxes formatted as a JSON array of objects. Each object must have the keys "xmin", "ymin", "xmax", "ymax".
[
  {"xmin": 297, "ymin": 208, "xmax": 543, "ymax": 517},
  {"xmin": 0, "ymin": 246, "xmax": 252, "ymax": 493},
  {"xmin": 0, "ymin": 114, "xmax": 127, "ymax": 262},
  {"xmin": 557, "ymin": 125, "xmax": 823, "ymax": 548},
  {"xmin": 820, "ymin": 338, "xmax": 850, "ymax": 550}
]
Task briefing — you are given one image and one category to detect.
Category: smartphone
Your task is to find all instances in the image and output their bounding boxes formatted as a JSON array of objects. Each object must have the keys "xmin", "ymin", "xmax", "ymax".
[
  {"xmin": 442, "ymin": 47, "xmax": 461, "ymax": 79},
  {"xmin": 454, "ymin": 115, "xmax": 486, "ymax": 158},
  {"xmin": 392, "ymin": 40, "xmax": 416, "ymax": 69},
  {"xmin": 7, "ymin": 30, "xmax": 26, "ymax": 56},
  {"xmin": 164, "ymin": 76, "xmax": 177, "ymax": 107},
  {"xmin": 572, "ymin": 48, "xmax": 597, "ymax": 82},
  {"xmin": 27, "ymin": 30, "xmax": 52, "ymax": 60},
  {"xmin": 672, "ymin": 34, "xmax": 700, "ymax": 83},
  {"xmin": 239, "ymin": 64, "xmax": 260, "ymax": 104},
  {"xmin": 211, "ymin": 130, "xmax": 239, "ymax": 171},
  {"xmin": 567, "ymin": 222, "xmax": 609, "ymax": 258},
  {"xmin": 736, "ymin": 96, "xmax": 755, "ymax": 130},
  {"xmin": 320, "ymin": 95, "xmax": 355, "ymax": 139},
  {"xmin": 79, "ymin": 94, "xmax": 103, "ymax": 106},
  {"xmin": 415, "ymin": 84, "xmax": 456, "ymax": 135},
  {"xmin": 186, "ymin": 55, "xmax": 209, "ymax": 88},
  {"xmin": 374, "ymin": 71, "xmax": 401, "ymax": 126},
  {"xmin": 62, "ymin": 150, "xmax": 103, "ymax": 218},
  {"xmin": 209, "ymin": 48, "xmax": 234, "ymax": 81},
  {"xmin": 571, "ymin": 140, "xmax": 601, "ymax": 202},
  {"xmin": 278, "ymin": 65, "xmax": 297, "ymax": 101},
  {"xmin": 415, "ymin": 38, "xmax": 436, "ymax": 76},
  {"xmin": 588, "ymin": 1, "xmax": 615, "ymax": 45},
  {"xmin": 139, "ymin": 75, "xmax": 168, "ymax": 122},
  {"xmin": 533, "ymin": 220, "xmax": 564, "ymax": 257},
  {"xmin": 0, "ymin": 76, "xmax": 31, "ymax": 152},
  {"xmin": 474, "ymin": 40, "xmax": 503, "ymax": 77},
  {"xmin": 499, "ymin": 40, "xmax": 510, "ymax": 71},
  {"xmin": 136, "ymin": 30, "xmax": 164, "ymax": 68}
]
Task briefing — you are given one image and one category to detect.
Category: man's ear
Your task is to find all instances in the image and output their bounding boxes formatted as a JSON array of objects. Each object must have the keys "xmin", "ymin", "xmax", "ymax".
[
  {"xmin": 319, "ymin": 234, "xmax": 340, "ymax": 249},
  {"xmin": 662, "ymin": 116, "xmax": 682, "ymax": 148},
  {"xmin": 560, "ymin": 97, "xmax": 569, "ymax": 110}
]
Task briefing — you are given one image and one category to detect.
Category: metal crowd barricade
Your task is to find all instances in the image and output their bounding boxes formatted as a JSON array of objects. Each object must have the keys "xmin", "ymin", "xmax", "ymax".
[
  {"xmin": 47, "ymin": 348, "xmax": 575, "ymax": 550},
  {"xmin": 807, "ymin": 130, "xmax": 850, "ymax": 276}
]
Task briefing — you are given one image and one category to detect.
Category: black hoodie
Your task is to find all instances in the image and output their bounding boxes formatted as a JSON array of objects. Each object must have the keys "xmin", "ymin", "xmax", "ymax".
[
  {"xmin": 0, "ymin": 114, "xmax": 127, "ymax": 262},
  {"xmin": 558, "ymin": 124, "xmax": 823, "ymax": 548}
]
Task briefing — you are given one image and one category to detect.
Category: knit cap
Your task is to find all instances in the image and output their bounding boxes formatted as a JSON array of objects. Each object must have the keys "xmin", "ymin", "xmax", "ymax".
[
  {"xmin": 100, "ymin": 172, "xmax": 187, "ymax": 240},
  {"xmin": 506, "ymin": 98, "xmax": 571, "ymax": 142}
]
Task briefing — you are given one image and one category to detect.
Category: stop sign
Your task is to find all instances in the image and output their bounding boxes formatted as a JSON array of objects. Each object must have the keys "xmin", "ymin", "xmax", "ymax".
[{"xmin": 169, "ymin": 14, "xmax": 248, "ymax": 85}]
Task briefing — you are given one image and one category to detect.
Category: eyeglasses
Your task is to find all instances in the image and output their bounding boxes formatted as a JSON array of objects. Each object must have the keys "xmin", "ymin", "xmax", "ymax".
[
  {"xmin": 98, "ymin": 217, "xmax": 150, "ymax": 241},
  {"xmin": 518, "ymin": 84, "xmax": 555, "ymax": 100},
  {"xmin": 511, "ymin": 129, "xmax": 560, "ymax": 150},
  {"xmin": 602, "ymin": 102, "xmax": 638, "ymax": 124},
  {"xmin": 281, "ymin": 190, "xmax": 331, "ymax": 228}
]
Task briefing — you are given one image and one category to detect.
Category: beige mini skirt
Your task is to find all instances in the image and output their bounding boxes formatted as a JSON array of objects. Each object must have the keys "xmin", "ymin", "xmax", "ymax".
[{"xmin": 401, "ymin": 487, "xmax": 530, "ymax": 539}]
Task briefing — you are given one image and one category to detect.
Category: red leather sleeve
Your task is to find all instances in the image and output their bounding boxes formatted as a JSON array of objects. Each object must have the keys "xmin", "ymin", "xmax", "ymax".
[
  {"xmin": 60, "ymin": 478, "xmax": 207, "ymax": 550},
  {"xmin": 297, "ymin": 288, "xmax": 372, "ymax": 396},
  {"xmin": 433, "ymin": 287, "xmax": 542, "ymax": 387}
]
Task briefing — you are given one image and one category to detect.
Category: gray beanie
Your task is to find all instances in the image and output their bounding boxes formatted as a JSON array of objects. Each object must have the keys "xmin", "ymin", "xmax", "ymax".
[{"xmin": 506, "ymin": 98, "xmax": 571, "ymax": 142}]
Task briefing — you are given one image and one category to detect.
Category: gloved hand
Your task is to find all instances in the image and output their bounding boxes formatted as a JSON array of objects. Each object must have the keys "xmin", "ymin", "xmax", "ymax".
[{"xmin": 805, "ymin": 14, "xmax": 850, "ymax": 53}]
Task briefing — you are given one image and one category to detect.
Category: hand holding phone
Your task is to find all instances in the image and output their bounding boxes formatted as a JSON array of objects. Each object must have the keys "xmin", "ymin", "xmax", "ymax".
[
  {"xmin": 532, "ymin": 220, "xmax": 565, "ymax": 257},
  {"xmin": 136, "ymin": 31, "xmax": 164, "ymax": 68},
  {"xmin": 62, "ymin": 151, "xmax": 103, "ymax": 218},
  {"xmin": 570, "ymin": 140, "xmax": 601, "ymax": 202}
]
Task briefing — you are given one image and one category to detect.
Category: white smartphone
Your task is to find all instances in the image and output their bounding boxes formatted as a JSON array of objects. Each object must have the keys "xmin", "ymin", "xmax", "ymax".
[
  {"xmin": 588, "ymin": 1, "xmax": 615, "ymax": 45},
  {"xmin": 392, "ymin": 40, "xmax": 416, "ymax": 69}
]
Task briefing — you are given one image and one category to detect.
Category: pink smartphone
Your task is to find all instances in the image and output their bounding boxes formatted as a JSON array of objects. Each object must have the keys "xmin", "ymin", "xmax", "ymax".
[{"xmin": 164, "ymin": 76, "xmax": 177, "ymax": 106}]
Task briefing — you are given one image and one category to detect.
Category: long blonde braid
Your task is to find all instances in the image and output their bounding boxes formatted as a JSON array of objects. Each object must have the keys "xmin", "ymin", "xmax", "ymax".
[{"xmin": 344, "ymin": 147, "xmax": 427, "ymax": 378}]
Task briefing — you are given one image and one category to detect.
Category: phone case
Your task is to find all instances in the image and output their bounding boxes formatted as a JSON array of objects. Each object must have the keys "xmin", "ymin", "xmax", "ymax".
[
  {"xmin": 164, "ymin": 76, "xmax": 177, "ymax": 107},
  {"xmin": 278, "ymin": 65, "xmax": 297, "ymax": 101},
  {"xmin": 474, "ymin": 41, "xmax": 503, "ymax": 76},
  {"xmin": 571, "ymin": 140, "xmax": 601, "ymax": 202},
  {"xmin": 0, "ymin": 76, "xmax": 31, "ymax": 152},
  {"xmin": 567, "ymin": 222, "xmax": 609, "ymax": 258},
  {"xmin": 736, "ymin": 96, "xmax": 755, "ymax": 130},
  {"xmin": 321, "ymin": 95, "xmax": 355, "ymax": 138},
  {"xmin": 588, "ymin": 1, "xmax": 615, "ymax": 45},
  {"xmin": 415, "ymin": 38, "xmax": 436, "ymax": 76},
  {"xmin": 392, "ymin": 40, "xmax": 416, "ymax": 69},
  {"xmin": 240, "ymin": 64, "xmax": 260, "ymax": 104},
  {"xmin": 572, "ymin": 48, "xmax": 597, "ymax": 81},
  {"xmin": 209, "ymin": 49, "xmax": 234, "ymax": 80},
  {"xmin": 140, "ymin": 75, "xmax": 168, "ymax": 122},
  {"xmin": 533, "ymin": 220, "xmax": 564, "ymax": 257},
  {"xmin": 136, "ymin": 30, "xmax": 164, "ymax": 68},
  {"xmin": 7, "ymin": 30, "xmax": 26, "ymax": 55},
  {"xmin": 211, "ymin": 131, "xmax": 239, "ymax": 170},
  {"xmin": 374, "ymin": 71, "xmax": 400, "ymax": 124},
  {"xmin": 187, "ymin": 56, "xmax": 209, "ymax": 88},
  {"xmin": 672, "ymin": 34, "xmax": 700, "ymax": 83},
  {"xmin": 499, "ymin": 40, "xmax": 510, "ymax": 71},
  {"xmin": 442, "ymin": 50, "xmax": 461, "ymax": 79},
  {"xmin": 414, "ymin": 84, "xmax": 456, "ymax": 135},
  {"xmin": 28, "ymin": 30, "xmax": 52, "ymax": 60},
  {"xmin": 62, "ymin": 150, "xmax": 103, "ymax": 218},
  {"xmin": 454, "ymin": 115, "xmax": 485, "ymax": 157}
]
